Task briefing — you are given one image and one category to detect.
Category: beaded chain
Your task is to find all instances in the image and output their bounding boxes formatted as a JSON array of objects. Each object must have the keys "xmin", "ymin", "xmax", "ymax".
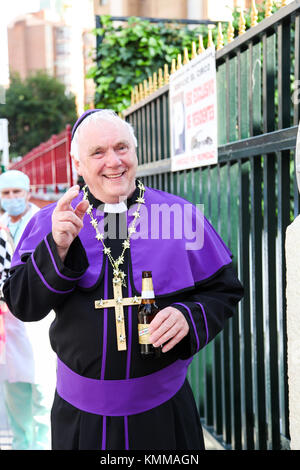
[{"xmin": 82, "ymin": 180, "xmax": 145, "ymax": 287}]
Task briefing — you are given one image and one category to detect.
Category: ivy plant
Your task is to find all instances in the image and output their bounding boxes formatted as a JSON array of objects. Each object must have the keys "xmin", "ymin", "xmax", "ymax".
[
  {"xmin": 88, "ymin": 2, "xmax": 279, "ymax": 113},
  {"xmin": 87, "ymin": 15, "xmax": 218, "ymax": 113}
]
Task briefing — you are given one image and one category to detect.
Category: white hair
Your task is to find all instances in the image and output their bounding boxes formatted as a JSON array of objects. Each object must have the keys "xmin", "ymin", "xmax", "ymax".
[{"xmin": 70, "ymin": 109, "xmax": 138, "ymax": 161}]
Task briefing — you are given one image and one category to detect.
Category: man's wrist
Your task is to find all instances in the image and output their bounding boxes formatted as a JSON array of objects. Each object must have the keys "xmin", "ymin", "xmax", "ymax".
[{"xmin": 56, "ymin": 246, "xmax": 69, "ymax": 263}]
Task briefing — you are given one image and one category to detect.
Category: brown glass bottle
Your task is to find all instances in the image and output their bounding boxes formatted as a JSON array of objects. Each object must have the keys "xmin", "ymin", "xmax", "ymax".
[{"xmin": 138, "ymin": 271, "xmax": 161, "ymax": 358}]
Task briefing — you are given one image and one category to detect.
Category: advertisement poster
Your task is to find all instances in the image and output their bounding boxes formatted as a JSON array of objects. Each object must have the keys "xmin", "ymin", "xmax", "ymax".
[{"xmin": 169, "ymin": 47, "xmax": 218, "ymax": 172}]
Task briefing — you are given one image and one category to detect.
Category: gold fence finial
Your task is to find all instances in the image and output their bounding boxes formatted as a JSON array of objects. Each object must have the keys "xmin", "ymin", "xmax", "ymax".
[
  {"xmin": 131, "ymin": 88, "xmax": 135, "ymax": 106},
  {"xmin": 134, "ymin": 85, "xmax": 139, "ymax": 103},
  {"xmin": 227, "ymin": 21, "xmax": 235, "ymax": 43},
  {"xmin": 158, "ymin": 68, "xmax": 164, "ymax": 87},
  {"xmin": 171, "ymin": 58, "xmax": 176, "ymax": 74},
  {"xmin": 177, "ymin": 53, "xmax": 182, "ymax": 70},
  {"xmin": 217, "ymin": 23, "xmax": 224, "ymax": 50},
  {"xmin": 207, "ymin": 29, "xmax": 214, "ymax": 48},
  {"xmin": 148, "ymin": 76, "xmax": 153, "ymax": 94},
  {"xmin": 239, "ymin": 9, "xmax": 246, "ymax": 35},
  {"xmin": 281, "ymin": 0, "xmax": 287, "ymax": 6},
  {"xmin": 183, "ymin": 47, "xmax": 189, "ymax": 65},
  {"xmin": 143, "ymin": 79, "xmax": 149, "ymax": 98},
  {"xmin": 153, "ymin": 72, "xmax": 158, "ymax": 91},
  {"xmin": 251, "ymin": 0, "xmax": 258, "ymax": 27},
  {"xmin": 164, "ymin": 64, "xmax": 169, "ymax": 84},
  {"xmin": 191, "ymin": 41, "xmax": 197, "ymax": 59},
  {"xmin": 139, "ymin": 82, "xmax": 144, "ymax": 100},
  {"xmin": 265, "ymin": 0, "xmax": 273, "ymax": 17},
  {"xmin": 198, "ymin": 34, "xmax": 205, "ymax": 54}
]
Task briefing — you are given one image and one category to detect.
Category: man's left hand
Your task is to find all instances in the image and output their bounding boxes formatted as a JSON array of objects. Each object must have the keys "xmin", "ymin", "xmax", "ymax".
[{"xmin": 148, "ymin": 307, "xmax": 189, "ymax": 353}]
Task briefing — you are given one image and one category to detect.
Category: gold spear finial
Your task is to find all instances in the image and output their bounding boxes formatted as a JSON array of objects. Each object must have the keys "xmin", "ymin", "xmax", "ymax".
[
  {"xmin": 251, "ymin": 0, "xmax": 258, "ymax": 27},
  {"xmin": 281, "ymin": 0, "xmax": 287, "ymax": 6},
  {"xmin": 177, "ymin": 53, "xmax": 182, "ymax": 70},
  {"xmin": 171, "ymin": 58, "xmax": 176, "ymax": 74},
  {"xmin": 148, "ymin": 76, "xmax": 153, "ymax": 95},
  {"xmin": 191, "ymin": 41, "xmax": 197, "ymax": 59},
  {"xmin": 134, "ymin": 85, "xmax": 139, "ymax": 103},
  {"xmin": 153, "ymin": 72, "xmax": 158, "ymax": 91},
  {"xmin": 217, "ymin": 22, "xmax": 224, "ymax": 50},
  {"xmin": 131, "ymin": 88, "xmax": 135, "ymax": 106},
  {"xmin": 158, "ymin": 68, "xmax": 164, "ymax": 87},
  {"xmin": 207, "ymin": 29, "xmax": 214, "ymax": 48},
  {"xmin": 265, "ymin": 0, "xmax": 273, "ymax": 17},
  {"xmin": 143, "ymin": 79, "xmax": 149, "ymax": 98},
  {"xmin": 198, "ymin": 34, "xmax": 205, "ymax": 54},
  {"xmin": 239, "ymin": 9, "xmax": 246, "ymax": 35},
  {"xmin": 227, "ymin": 21, "xmax": 235, "ymax": 43},
  {"xmin": 164, "ymin": 63, "xmax": 169, "ymax": 84},
  {"xmin": 139, "ymin": 82, "xmax": 144, "ymax": 100},
  {"xmin": 183, "ymin": 47, "xmax": 189, "ymax": 65}
]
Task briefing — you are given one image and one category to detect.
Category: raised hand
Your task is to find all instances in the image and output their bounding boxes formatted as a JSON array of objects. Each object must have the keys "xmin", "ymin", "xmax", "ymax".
[{"xmin": 52, "ymin": 185, "xmax": 89, "ymax": 262}]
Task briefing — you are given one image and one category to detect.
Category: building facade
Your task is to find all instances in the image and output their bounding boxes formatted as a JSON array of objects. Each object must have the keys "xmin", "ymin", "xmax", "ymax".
[
  {"xmin": 7, "ymin": 10, "xmax": 72, "ymax": 89},
  {"xmin": 93, "ymin": 0, "xmax": 267, "ymax": 22},
  {"xmin": 7, "ymin": 1, "xmax": 95, "ymax": 114}
]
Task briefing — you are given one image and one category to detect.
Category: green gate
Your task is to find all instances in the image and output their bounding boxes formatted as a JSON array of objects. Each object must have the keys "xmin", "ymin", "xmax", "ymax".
[{"xmin": 124, "ymin": 1, "xmax": 300, "ymax": 450}]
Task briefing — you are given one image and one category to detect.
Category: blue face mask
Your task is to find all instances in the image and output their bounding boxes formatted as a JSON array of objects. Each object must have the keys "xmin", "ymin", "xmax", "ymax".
[{"xmin": 1, "ymin": 197, "xmax": 27, "ymax": 216}]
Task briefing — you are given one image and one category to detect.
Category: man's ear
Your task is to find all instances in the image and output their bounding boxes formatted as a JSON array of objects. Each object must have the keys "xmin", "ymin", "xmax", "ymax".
[{"xmin": 71, "ymin": 154, "xmax": 82, "ymax": 176}]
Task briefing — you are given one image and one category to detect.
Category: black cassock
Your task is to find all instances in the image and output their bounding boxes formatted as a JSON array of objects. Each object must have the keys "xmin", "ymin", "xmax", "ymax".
[{"xmin": 3, "ymin": 186, "xmax": 243, "ymax": 450}]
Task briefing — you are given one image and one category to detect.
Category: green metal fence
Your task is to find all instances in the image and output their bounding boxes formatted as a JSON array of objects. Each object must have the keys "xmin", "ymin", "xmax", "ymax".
[{"xmin": 124, "ymin": 1, "xmax": 300, "ymax": 450}]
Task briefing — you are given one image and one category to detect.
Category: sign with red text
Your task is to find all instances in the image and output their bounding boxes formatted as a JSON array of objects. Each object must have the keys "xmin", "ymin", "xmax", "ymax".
[{"xmin": 169, "ymin": 47, "xmax": 218, "ymax": 172}]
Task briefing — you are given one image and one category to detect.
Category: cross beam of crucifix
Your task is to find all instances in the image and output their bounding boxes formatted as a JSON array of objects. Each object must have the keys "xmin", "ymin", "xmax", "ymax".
[{"xmin": 95, "ymin": 278, "xmax": 141, "ymax": 351}]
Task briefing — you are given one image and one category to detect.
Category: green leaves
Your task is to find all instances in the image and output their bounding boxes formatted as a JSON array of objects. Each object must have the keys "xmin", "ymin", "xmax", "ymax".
[
  {"xmin": 89, "ymin": 16, "xmax": 211, "ymax": 113},
  {"xmin": 89, "ymin": 3, "xmax": 276, "ymax": 113},
  {"xmin": 0, "ymin": 71, "xmax": 77, "ymax": 158}
]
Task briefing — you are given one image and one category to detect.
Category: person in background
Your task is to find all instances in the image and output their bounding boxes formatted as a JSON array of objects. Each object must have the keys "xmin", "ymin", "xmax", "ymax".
[
  {"xmin": 2, "ymin": 111, "xmax": 243, "ymax": 450},
  {"xmin": 0, "ymin": 170, "xmax": 55, "ymax": 450}
]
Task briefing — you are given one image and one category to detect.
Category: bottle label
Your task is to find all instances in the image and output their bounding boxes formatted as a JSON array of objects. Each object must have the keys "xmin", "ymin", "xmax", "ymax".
[
  {"xmin": 141, "ymin": 278, "xmax": 154, "ymax": 299},
  {"xmin": 141, "ymin": 290, "xmax": 155, "ymax": 299},
  {"xmin": 138, "ymin": 324, "xmax": 151, "ymax": 344}
]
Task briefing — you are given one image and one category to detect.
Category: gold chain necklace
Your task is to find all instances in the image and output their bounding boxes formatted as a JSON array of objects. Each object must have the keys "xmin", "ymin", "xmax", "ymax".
[{"xmin": 82, "ymin": 180, "xmax": 145, "ymax": 287}]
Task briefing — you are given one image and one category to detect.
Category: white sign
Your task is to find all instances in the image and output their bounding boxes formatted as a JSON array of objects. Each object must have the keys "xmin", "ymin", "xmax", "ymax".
[
  {"xmin": 0, "ymin": 119, "xmax": 9, "ymax": 166},
  {"xmin": 169, "ymin": 47, "xmax": 218, "ymax": 172}
]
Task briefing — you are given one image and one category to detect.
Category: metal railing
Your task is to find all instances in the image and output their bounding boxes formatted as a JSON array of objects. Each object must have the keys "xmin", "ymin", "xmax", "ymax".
[
  {"xmin": 9, "ymin": 125, "xmax": 73, "ymax": 195},
  {"xmin": 124, "ymin": 1, "xmax": 300, "ymax": 450}
]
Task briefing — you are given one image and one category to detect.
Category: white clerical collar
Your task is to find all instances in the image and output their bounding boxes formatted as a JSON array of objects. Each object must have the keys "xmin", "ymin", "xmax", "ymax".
[{"xmin": 103, "ymin": 201, "xmax": 128, "ymax": 213}]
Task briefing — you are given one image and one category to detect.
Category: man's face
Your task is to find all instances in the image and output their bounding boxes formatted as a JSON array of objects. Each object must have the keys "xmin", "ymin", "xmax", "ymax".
[
  {"xmin": 1, "ymin": 188, "xmax": 29, "ymax": 201},
  {"xmin": 72, "ymin": 119, "xmax": 138, "ymax": 203}
]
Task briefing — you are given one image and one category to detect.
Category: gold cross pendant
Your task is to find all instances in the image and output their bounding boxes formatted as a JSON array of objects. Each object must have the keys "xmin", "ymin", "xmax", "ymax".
[{"xmin": 95, "ymin": 277, "xmax": 141, "ymax": 351}]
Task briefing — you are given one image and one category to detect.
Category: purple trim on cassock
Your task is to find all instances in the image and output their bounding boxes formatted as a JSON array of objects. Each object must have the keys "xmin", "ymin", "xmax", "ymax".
[
  {"xmin": 126, "ymin": 265, "xmax": 133, "ymax": 380},
  {"xmin": 124, "ymin": 416, "xmax": 129, "ymax": 451},
  {"xmin": 101, "ymin": 417, "xmax": 106, "ymax": 451},
  {"xmin": 124, "ymin": 266, "xmax": 133, "ymax": 450},
  {"xmin": 43, "ymin": 236, "xmax": 84, "ymax": 281},
  {"xmin": 31, "ymin": 254, "xmax": 74, "ymax": 295},
  {"xmin": 172, "ymin": 302, "xmax": 200, "ymax": 352},
  {"xmin": 56, "ymin": 357, "xmax": 192, "ymax": 416},
  {"xmin": 101, "ymin": 259, "xmax": 109, "ymax": 380},
  {"xmin": 11, "ymin": 186, "xmax": 233, "ymax": 296},
  {"xmin": 194, "ymin": 302, "xmax": 209, "ymax": 345}
]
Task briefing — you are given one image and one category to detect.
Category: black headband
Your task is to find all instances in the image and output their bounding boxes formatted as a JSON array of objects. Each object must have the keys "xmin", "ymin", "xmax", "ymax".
[{"xmin": 71, "ymin": 109, "xmax": 102, "ymax": 141}]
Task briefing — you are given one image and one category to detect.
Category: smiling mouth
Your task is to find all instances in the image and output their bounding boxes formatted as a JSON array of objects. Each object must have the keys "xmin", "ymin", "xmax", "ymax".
[{"xmin": 104, "ymin": 171, "xmax": 126, "ymax": 179}]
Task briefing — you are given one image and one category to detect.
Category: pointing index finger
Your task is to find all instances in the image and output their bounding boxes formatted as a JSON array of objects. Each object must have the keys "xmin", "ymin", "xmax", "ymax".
[{"xmin": 56, "ymin": 185, "xmax": 80, "ymax": 211}]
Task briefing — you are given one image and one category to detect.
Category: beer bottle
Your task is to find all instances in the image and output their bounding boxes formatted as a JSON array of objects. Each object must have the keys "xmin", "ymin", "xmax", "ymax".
[{"xmin": 138, "ymin": 271, "xmax": 161, "ymax": 358}]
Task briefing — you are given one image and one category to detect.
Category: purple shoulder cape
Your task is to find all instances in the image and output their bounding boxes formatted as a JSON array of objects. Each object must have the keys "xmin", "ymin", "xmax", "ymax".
[{"xmin": 11, "ymin": 186, "xmax": 232, "ymax": 295}]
